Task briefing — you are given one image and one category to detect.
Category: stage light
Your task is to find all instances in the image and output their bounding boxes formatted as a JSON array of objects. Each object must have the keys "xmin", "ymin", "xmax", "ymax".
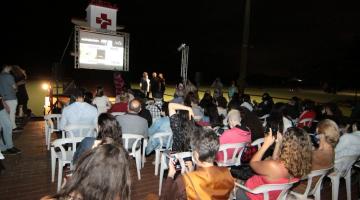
[{"xmin": 42, "ymin": 83, "xmax": 50, "ymax": 90}]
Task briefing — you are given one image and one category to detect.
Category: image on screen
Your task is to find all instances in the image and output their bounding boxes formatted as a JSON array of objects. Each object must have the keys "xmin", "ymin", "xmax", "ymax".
[{"xmin": 79, "ymin": 30, "xmax": 124, "ymax": 71}]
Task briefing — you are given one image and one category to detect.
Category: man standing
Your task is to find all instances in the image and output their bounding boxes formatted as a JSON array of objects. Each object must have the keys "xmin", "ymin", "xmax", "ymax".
[
  {"xmin": 0, "ymin": 65, "xmax": 20, "ymax": 132},
  {"xmin": 116, "ymin": 99, "xmax": 148, "ymax": 147},
  {"xmin": 150, "ymin": 72, "xmax": 159, "ymax": 98},
  {"xmin": 60, "ymin": 90, "xmax": 98, "ymax": 137},
  {"xmin": 0, "ymin": 95, "xmax": 21, "ymax": 155}
]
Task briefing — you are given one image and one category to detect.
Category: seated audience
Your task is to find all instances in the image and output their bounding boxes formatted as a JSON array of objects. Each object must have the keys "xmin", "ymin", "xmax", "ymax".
[
  {"xmin": 216, "ymin": 95, "xmax": 228, "ymax": 118},
  {"xmin": 286, "ymin": 96, "xmax": 301, "ymax": 120},
  {"xmin": 236, "ymin": 127, "xmax": 312, "ymax": 200},
  {"xmin": 241, "ymin": 94, "xmax": 254, "ymax": 112},
  {"xmin": 73, "ymin": 113, "xmax": 122, "ymax": 164},
  {"xmin": 239, "ymin": 106, "xmax": 264, "ymax": 141},
  {"xmin": 42, "ymin": 143, "xmax": 131, "ymax": 200},
  {"xmin": 146, "ymin": 102, "xmax": 173, "ymax": 155},
  {"xmin": 297, "ymin": 99, "xmax": 316, "ymax": 129},
  {"xmin": 60, "ymin": 89, "xmax": 98, "ymax": 137},
  {"xmin": 116, "ymin": 99, "xmax": 148, "ymax": 147},
  {"xmin": 168, "ymin": 103, "xmax": 195, "ymax": 152},
  {"xmin": 184, "ymin": 91, "xmax": 204, "ymax": 120},
  {"xmin": 92, "ymin": 86, "xmax": 111, "ymax": 114},
  {"xmin": 255, "ymin": 93, "xmax": 274, "ymax": 117},
  {"xmin": 335, "ymin": 120, "xmax": 360, "ymax": 159},
  {"xmin": 146, "ymin": 92, "xmax": 164, "ymax": 123},
  {"xmin": 217, "ymin": 109, "xmax": 251, "ymax": 162},
  {"xmin": 139, "ymin": 98, "xmax": 153, "ymax": 127},
  {"xmin": 159, "ymin": 128, "xmax": 234, "ymax": 200},
  {"xmin": 109, "ymin": 92, "xmax": 128, "ymax": 113}
]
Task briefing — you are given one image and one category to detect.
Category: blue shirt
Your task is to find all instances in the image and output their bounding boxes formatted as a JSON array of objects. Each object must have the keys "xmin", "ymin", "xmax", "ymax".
[
  {"xmin": 146, "ymin": 116, "xmax": 172, "ymax": 155},
  {"xmin": 0, "ymin": 73, "xmax": 17, "ymax": 100}
]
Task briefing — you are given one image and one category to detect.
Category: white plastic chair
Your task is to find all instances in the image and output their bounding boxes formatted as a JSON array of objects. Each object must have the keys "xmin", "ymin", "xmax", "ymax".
[
  {"xmin": 158, "ymin": 151, "xmax": 192, "ymax": 195},
  {"xmin": 235, "ymin": 180, "xmax": 298, "ymax": 200},
  {"xmin": 0, "ymin": 152, "xmax": 4, "ymax": 160},
  {"xmin": 111, "ymin": 112, "xmax": 125, "ymax": 117},
  {"xmin": 251, "ymin": 138, "xmax": 264, "ymax": 149},
  {"xmin": 297, "ymin": 118, "xmax": 313, "ymax": 128},
  {"xmin": 44, "ymin": 114, "xmax": 61, "ymax": 150},
  {"xmin": 153, "ymin": 132, "xmax": 173, "ymax": 176},
  {"xmin": 290, "ymin": 167, "xmax": 333, "ymax": 200},
  {"xmin": 259, "ymin": 114, "xmax": 270, "ymax": 127},
  {"xmin": 217, "ymin": 142, "xmax": 247, "ymax": 167},
  {"xmin": 51, "ymin": 137, "xmax": 84, "ymax": 191},
  {"xmin": 327, "ymin": 155, "xmax": 359, "ymax": 200},
  {"xmin": 122, "ymin": 133, "xmax": 144, "ymax": 180},
  {"xmin": 62, "ymin": 124, "xmax": 97, "ymax": 138}
]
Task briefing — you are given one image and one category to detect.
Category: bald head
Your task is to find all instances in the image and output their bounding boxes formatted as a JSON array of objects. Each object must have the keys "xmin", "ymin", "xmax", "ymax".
[
  {"xmin": 227, "ymin": 109, "xmax": 241, "ymax": 128},
  {"xmin": 128, "ymin": 99, "xmax": 142, "ymax": 113}
]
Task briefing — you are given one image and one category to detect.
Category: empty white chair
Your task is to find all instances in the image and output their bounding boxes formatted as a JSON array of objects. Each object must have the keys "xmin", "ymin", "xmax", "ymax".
[
  {"xmin": 153, "ymin": 132, "xmax": 173, "ymax": 176},
  {"xmin": 235, "ymin": 180, "xmax": 298, "ymax": 200},
  {"xmin": 290, "ymin": 167, "xmax": 332, "ymax": 200},
  {"xmin": 122, "ymin": 133, "xmax": 144, "ymax": 180},
  {"xmin": 51, "ymin": 137, "xmax": 84, "ymax": 191},
  {"xmin": 251, "ymin": 138, "xmax": 264, "ymax": 149},
  {"xmin": 63, "ymin": 124, "xmax": 97, "ymax": 138},
  {"xmin": 327, "ymin": 155, "xmax": 359, "ymax": 200},
  {"xmin": 217, "ymin": 142, "xmax": 247, "ymax": 167},
  {"xmin": 44, "ymin": 114, "xmax": 61, "ymax": 150},
  {"xmin": 158, "ymin": 151, "xmax": 192, "ymax": 195}
]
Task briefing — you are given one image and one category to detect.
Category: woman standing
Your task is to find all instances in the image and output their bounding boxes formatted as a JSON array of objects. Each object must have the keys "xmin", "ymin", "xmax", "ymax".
[
  {"xmin": 140, "ymin": 72, "xmax": 150, "ymax": 98},
  {"xmin": 11, "ymin": 65, "xmax": 29, "ymax": 117}
]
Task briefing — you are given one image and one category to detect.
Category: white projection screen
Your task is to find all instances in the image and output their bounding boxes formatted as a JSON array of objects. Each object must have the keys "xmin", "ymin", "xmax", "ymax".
[{"xmin": 75, "ymin": 28, "xmax": 129, "ymax": 71}]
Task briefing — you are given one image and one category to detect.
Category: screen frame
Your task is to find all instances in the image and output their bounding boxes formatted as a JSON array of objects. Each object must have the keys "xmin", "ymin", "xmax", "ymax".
[{"xmin": 74, "ymin": 26, "xmax": 129, "ymax": 71}]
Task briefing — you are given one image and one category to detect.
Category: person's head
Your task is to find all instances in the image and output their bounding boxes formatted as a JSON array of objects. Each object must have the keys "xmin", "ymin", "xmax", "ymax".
[
  {"xmin": 227, "ymin": 109, "xmax": 241, "ymax": 128},
  {"xmin": 119, "ymin": 91, "xmax": 129, "ymax": 103},
  {"xmin": 158, "ymin": 73, "xmax": 164, "ymax": 79},
  {"xmin": 279, "ymin": 127, "xmax": 312, "ymax": 178},
  {"xmin": 302, "ymin": 99, "xmax": 315, "ymax": 111},
  {"xmin": 128, "ymin": 99, "xmax": 142, "ymax": 113},
  {"xmin": 216, "ymin": 96, "xmax": 228, "ymax": 109},
  {"xmin": 152, "ymin": 72, "xmax": 157, "ymax": 78},
  {"xmin": 191, "ymin": 128, "xmax": 219, "ymax": 164},
  {"xmin": 242, "ymin": 94, "xmax": 251, "ymax": 103},
  {"xmin": 161, "ymin": 102, "xmax": 169, "ymax": 116},
  {"xmin": 204, "ymin": 105, "xmax": 222, "ymax": 127},
  {"xmin": 143, "ymin": 72, "xmax": 148, "ymax": 78},
  {"xmin": 351, "ymin": 120, "xmax": 360, "ymax": 133},
  {"xmin": 11, "ymin": 65, "xmax": 26, "ymax": 79},
  {"xmin": 316, "ymin": 119, "xmax": 340, "ymax": 148},
  {"xmin": 54, "ymin": 143, "xmax": 131, "ymax": 200},
  {"xmin": 73, "ymin": 90, "xmax": 84, "ymax": 102},
  {"xmin": 153, "ymin": 92, "xmax": 163, "ymax": 102},
  {"xmin": 95, "ymin": 86, "xmax": 104, "ymax": 97},
  {"xmin": 184, "ymin": 91, "xmax": 199, "ymax": 107},
  {"xmin": 97, "ymin": 113, "xmax": 122, "ymax": 144},
  {"xmin": 323, "ymin": 102, "xmax": 343, "ymax": 117},
  {"xmin": 1, "ymin": 65, "xmax": 12, "ymax": 73},
  {"xmin": 262, "ymin": 92, "xmax": 272, "ymax": 103}
]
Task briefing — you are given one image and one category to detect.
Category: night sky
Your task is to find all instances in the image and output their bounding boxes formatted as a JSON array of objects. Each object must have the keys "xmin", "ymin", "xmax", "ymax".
[{"xmin": 1, "ymin": 0, "xmax": 359, "ymax": 87}]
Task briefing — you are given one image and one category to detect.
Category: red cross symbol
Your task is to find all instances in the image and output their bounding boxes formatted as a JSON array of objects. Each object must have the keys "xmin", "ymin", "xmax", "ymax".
[{"xmin": 96, "ymin": 13, "xmax": 112, "ymax": 29}]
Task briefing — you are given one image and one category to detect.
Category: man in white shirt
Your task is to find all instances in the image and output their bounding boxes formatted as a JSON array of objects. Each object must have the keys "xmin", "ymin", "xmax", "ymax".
[
  {"xmin": 335, "ymin": 121, "xmax": 360, "ymax": 159},
  {"xmin": 60, "ymin": 90, "xmax": 98, "ymax": 137}
]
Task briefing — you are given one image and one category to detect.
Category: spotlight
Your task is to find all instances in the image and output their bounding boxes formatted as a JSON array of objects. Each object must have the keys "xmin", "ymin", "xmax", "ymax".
[{"xmin": 42, "ymin": 83, "xmax": 50, "ymax": 90}]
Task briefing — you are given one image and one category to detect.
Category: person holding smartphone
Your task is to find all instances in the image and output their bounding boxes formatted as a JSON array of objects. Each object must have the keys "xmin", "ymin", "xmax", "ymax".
[{"xmin": 158, "ymin": 127, "xmax": 234, "ymax": 200}]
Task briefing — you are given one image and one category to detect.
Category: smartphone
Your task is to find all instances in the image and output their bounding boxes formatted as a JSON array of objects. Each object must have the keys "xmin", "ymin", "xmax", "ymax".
[
  {"xmin": 265, "ymin": 124, "xmax": 278, "ymax": 139},
  {"xmin": 167, "ymin": 154, "xmax": 182, "ymax": 171}
]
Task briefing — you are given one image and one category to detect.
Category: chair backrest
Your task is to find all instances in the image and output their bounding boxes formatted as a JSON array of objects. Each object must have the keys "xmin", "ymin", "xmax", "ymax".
[
  {"xmin": 251, "ymin": 138, "xmax": 264, "ymax": 149},
  {"xmin": 298, "ymin": 118, "xmax": 313, "ymax": 127},
  {"xmin": 217, "ymin": 142, "xmax": 247, "ymax": 166},
  {"xmin": 122, "ymin": 133, "xmax": 144, "ymax": 154},
  {"xmin": 0, "ymin": 152, "xmax": 4, "ymax": 160},
  {"xmin": 300, "ymin": 167, "xmax": 333, "ymax": 196},
  {"xmin": 236, "ymin": 180, "xmax": 298, "ymax": 200},
  {"xmin": 44, "ymin": 114, "xmax": 62, "ymax": 130},
  {"xmin": 334, "ymin": 155, "xmax": 359, "ymax": 177},
  {"xmin": 111, "ymin": 112, "xmax": 125, "ymax": 117},
  {"xmin": 52, "ymin": 137, "xmax": 85, "ymax": 160},
  {"xmin": 174, "ymin": 151, "xmax": 193, "ymax": 174},
  {"xmin": 153, "ymin": 132, "xmax": 173, "ymax": 150},
  {"xmin": 64, "ymin": 124, "xmax": 97, "ymax": 138}
]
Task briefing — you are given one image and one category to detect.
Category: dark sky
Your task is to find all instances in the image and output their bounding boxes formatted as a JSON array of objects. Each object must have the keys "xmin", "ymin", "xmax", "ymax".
[{"xmin": 1, "ymin": 0, "xmax": 359, "ymax": 86}]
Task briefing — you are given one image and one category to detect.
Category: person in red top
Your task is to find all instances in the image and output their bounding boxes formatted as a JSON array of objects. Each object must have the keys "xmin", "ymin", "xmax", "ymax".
[
  {"xmin": 217, "ymin": 109, "xmax": 251, "ymax": 162},
  {"xmin": 108, "ymin": 92, "xmax": 128, "ymax": 113},
  {"xmin": 236, "ymin": 127, "xmax": 312, "ymax": 200},
  {"xmin": 297, "ymin": 100, "xmax": 316, "ymax": 129}
]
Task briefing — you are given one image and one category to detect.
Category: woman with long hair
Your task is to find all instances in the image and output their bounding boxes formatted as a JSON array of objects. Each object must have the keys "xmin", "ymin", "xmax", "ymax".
[
  {"xmin": 237, "ymin": 127, "xmax": 312, "ymax": 200},
  {"xmin": 92, "ymin": 86, "xmax": 111, "ymax": 114},
  {"xmin": 73, "ymin": 113, "xmax": 122, "ymax": 164},
  {"xmin": 42, "ymin": 143, "xmax": 131, "ymax": 200}
]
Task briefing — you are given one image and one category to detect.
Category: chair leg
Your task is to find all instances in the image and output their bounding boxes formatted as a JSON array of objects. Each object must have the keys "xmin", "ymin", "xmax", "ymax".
[
  {"xmin": 136, "ymin": 152, "xmax": 141, "ymax": 180},
  {"xmin": 155, "ymin": 150, "xmax": 160, "ymax": 176},
  {"xmin": 159, "ymin": 154, "xmax": 165, "ymax": 196},
  {"xmin": 51, "ymin": 150, "xmax": 56, "ymax": 182},
  {"xmin": 345, "ymin": 169, "xmax": 352, "ymax": 200},
  {"xmin": 330, "ymin": 175, "xmax": 340, "ymax": 200},
  {"xmin": 47, "ymin": 132, "xmax": 51, "ymax": 150},
  {"xmin": 57, "ymin": 161, "xmax": 63, "ymax": 192}
]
